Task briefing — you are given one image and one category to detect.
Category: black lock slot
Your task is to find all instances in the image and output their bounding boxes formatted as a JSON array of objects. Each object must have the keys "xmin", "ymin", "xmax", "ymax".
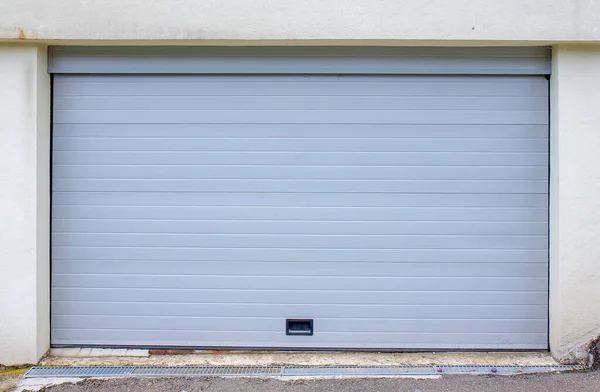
[{"xmin": 286, "ymin": 319, "xmax": 313, "ymax": 336}]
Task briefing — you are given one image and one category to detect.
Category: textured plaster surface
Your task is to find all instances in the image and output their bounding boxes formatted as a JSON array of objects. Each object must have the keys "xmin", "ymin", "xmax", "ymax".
[
  {"xmin": 549, "ymin": 45, "xmax": 600, "ymax": 364},
  {"xmin": 0, "ymin": 44, "xmax": 50, "ymax": 366},
  {"xmin": 2, "ymin": 0, "xmax": 600, "ymax": 42}
]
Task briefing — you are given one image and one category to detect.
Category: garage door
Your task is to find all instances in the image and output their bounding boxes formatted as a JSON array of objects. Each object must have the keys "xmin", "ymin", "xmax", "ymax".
[{"xmin": 50, "ymin": 47, "xmax": 550, "ymax": 349}]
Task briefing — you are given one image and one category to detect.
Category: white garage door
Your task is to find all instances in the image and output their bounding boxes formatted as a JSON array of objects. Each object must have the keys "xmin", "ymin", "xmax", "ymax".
[{"xmin": 50, "ymin": 47, "xmax": 550, "ymax": 349}]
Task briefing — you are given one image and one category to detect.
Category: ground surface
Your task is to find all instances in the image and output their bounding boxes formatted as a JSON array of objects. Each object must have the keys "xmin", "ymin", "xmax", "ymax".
[
  {"xmin": 42, "ymin": 351, "xmax": 561, "ymax": 367},
  {"xmin": 0, "ymin": 367, "xmax": 27, "ymax": 392},
  {"xmin": 43, "ymin": 371, "xmax": 600, "ymax": 392}
]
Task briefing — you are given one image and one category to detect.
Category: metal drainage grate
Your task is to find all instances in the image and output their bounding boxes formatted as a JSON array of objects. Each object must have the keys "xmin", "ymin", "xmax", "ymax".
[
  {"xmin": 131, "ymin": 366, "xmax": 281, "ymax": 377},
  {"xmin": 25, "ymin": 365, "xmax": 585, "ymax": 379},
  {"xmin": 281, "ymin": 365, "xmax": 584, "ymax": 376},
  {"xmin": 25, "ymin": 367, "xmax": 134, "ymax": 378},
  {"xmin": 283, "ymin": 366, "xmax": 433, "ymax": 376}
]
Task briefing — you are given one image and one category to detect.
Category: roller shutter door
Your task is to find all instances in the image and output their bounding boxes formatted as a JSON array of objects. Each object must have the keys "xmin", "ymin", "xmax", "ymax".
[{"xmin": 50, "ymin": 48, "xmax": 549, "ymax": 349}]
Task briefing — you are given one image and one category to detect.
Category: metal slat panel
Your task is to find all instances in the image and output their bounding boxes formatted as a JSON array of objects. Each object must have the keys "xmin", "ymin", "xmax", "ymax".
[
  {"xmin": 53, "ymin": 110, "xmax": 548, "ymax": 125},
  {"xmin": 53, "ymin": 179, "xmax": 548, "ymax": 194},
  {"xmin": 52, "ymin": 260, "xmax": 548, "ymax": 277},
  {"xmin": 53, "ymin": 123, "xmax": 550, "ymax": 139},
  {"xmin": 52, "ymin": 220, "xmax": 549, "ymax": 235},
  {"xmin": 53, "ymin": 138, "xmax": 549, "ymax": 152},
  {"xmin": 51, "ymin": 288, "xmax": 547, "ymax": 306},
  {"xmin": 52, "ymin": 247, "xmax": 549, "ymax": 263},
  {"xmin": 52, "ymin": 302, "xmax": 548, "ymax": 320},
  {"xmin": 54, "ymin": 95, "xmax": 549, "ymax": 111},
  {"xmin": 50, "ymin": 329, "xmax": 548, "ymax": 349},
  {"xmin": 52, "ymin": 206, "xmax": 549, "ymax": 222},
  {"xmin": 48, "ymin": 47, "xmax": 551, "ymax": 75},
  {"xmin": 53, "ymin": 151, "xmax": 549, "ymax": 166},
  {"xmin": 52, "ymin": 274, "xmax": 548, "ymax": 291},
  {"xmin": 52, "ymin": 302, "xmax": 549, "ymax": 320},
  {"xmin": 52, "ymin": 193, "xmax": 549, "ymax": 207},
  {"xmin": 54, "ymin": 165, "xmax": 550, "ymax": 181},
  {"xmin": 52, "ymin": 233, "xmax": 548, "ymax": 250},
  {"xmin": 54, "ymin": 79, "xmax": 548, "ymax": 97},
  {"xmin": 51, "ymin": 72, "xmax": 549, "ymax": 349},
  {"xmin": 51, "ymin": 316, "xmax": 547, "ymax": 334}
]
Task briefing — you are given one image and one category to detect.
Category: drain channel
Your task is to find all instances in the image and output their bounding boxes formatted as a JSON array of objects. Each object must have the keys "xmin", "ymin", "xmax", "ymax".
[{"xmin": 25, "ymin": 365, "xmax": 584, "ymax": 378}]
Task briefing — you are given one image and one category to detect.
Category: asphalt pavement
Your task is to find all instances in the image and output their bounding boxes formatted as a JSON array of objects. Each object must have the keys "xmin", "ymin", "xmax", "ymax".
[{"xmin": 44, "ymin": 371, "xmax": 600, "ymax": 392}]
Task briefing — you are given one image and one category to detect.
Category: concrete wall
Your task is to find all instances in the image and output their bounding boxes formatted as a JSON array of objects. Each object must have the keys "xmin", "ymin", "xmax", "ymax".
[
  {"xmin": 0, "ymin": 45, "xmax": 50, "ymax": 365},
  {"xmin": 1, "ymin": 41, "xmax": 600, "ymax": 365},
  {"xmin": 1, "ymin": 0, "xmax": 600, "ymax": 42},
  {"xmin": 550, "ymin": 45, "xmax": 600, "ymax": 363}
]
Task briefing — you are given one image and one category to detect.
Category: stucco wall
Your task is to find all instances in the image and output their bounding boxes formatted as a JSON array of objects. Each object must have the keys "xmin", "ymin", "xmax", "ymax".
[
  {"xmin": 1, "ymin": 42, "xmax": 600, "ymax": 365},
  {"xmin": 1, "ymin": 0, "xmax": 600, "ymax": 42},
  {"xmin": 0, "ymin": 45, "xmax": 50, "ymax": 365},
  {"xmin": 550, "ymin": 45, "xmax": 600, "ymax": 363}
]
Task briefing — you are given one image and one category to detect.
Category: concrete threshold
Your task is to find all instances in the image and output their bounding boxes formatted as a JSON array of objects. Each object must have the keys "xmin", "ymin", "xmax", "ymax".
[
  {"xmin": 26, "ymin": 364, "xmax": 584, "ymax": 379},
  {"xmin": 19, "ymin": 351, "xmax": 580, "ymax": 392},
  {"xmin": 45, "ymin": 349, "xmax": 560, "ymax": 368}
]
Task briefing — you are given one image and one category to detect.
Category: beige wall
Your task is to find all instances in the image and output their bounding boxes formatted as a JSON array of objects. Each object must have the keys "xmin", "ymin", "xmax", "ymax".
[
  {"xmin": 0, "ymin": 45, "xmax": 50, "ymax": 365},
  {"xmin": 550, "ymin": 45, "xmax": 600, "ymax": 363},
  {"xmin": 1, "ymin": 0, "xmax": 600, "ymax": 42},
  {"xmin": 1, "ymin": 42, "xmax": 600, "ymax": 366}
]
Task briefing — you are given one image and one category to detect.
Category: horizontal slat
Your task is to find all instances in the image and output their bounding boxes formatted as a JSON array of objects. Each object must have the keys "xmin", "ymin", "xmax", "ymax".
[
  {"xmin": 52, "ymin": 247, "xmax": 548, "ymax": 263},
  {"xmin": 54, "ymin": 165, "xmax": 548, "ymax": 181},
  {"xmin": 51, "ymin": 288, "xmax": 547, "ymax": 306},
  {"xmin": 53, "ymin": 179, "xmax": 548, "ymax": 194},
  {"xmin": 52, "ymin": 233, "xmax": 548, "ymax": 249},
  {"xmin": 52, "ymin": 302, "xmax": 549, "ymax": 320},
  {"xmin": 54, "ymin": 96, "xmax": 549, "ymax": 111},
  {"xmin": 53, "ymin": 124, "xmax": 549, "ymax": 139},
  {"xmin": 53, "ymin": 138, "xmax": 548, "ymax": 152},
  {"xmin": 51, "ymin": 315, "xmax": 547, "ymax": 334},
  {"xmin": 51, "ymin": 260, "xmax": 548, "ymax": 277},
  {"xmin": 52, "ymin": 193, "xmax": 548, "ymax": 207},
  {"xmin": 55, "ymin": 74, "xmax": 546, "ymax": 83},
  {"xmin": 52, "ymin": 206, "xmax": 549, "ymax": 222},
  {"xmin": 53, "ymin": 75, "xmax": 548, "ymax": 97},
  {"xmin": 49, "ymin": 329, "xmax": 548, "ymax": 349},
  {"xmin": 54, "ymin": 109, "xmax": 548, "ymax": 125},
  {"xmin": 52, "ymin": 219, "xmax": 548, "ymax": 235},
  {"xmin": 49, "ymin": 47, "xmax": 551, "ymax": 75},
  {"xmin": 52, "ymin": 274, "xmax": 548, "ymax": 291},
  {"xmin": 54, "ymin": 81, "xmax": 548, "ymax": 98},
  {"xmin": 53, "ymin": 151, "xmax": 549, "ymax": 166},
  {"xmin": 50, "ymin": 326, "xmax": 545, "ymax": 349}
]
